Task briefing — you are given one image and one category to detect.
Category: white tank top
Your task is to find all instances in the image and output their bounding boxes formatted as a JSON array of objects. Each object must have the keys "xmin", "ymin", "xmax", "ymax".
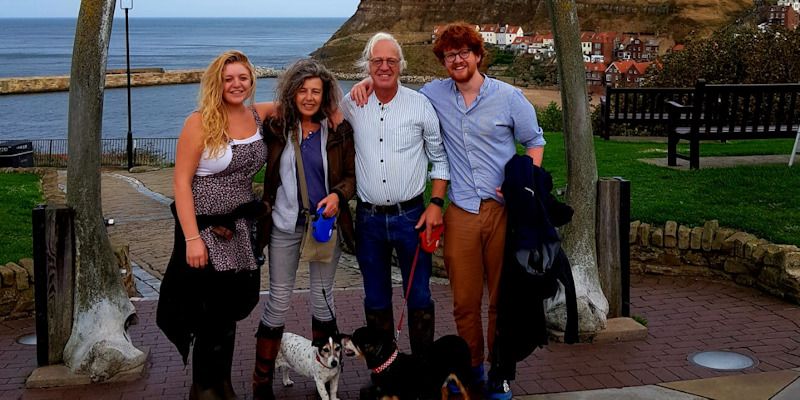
[{"xmin": 195, "ymin": 130, "xmax": 263, "ymax": 176}]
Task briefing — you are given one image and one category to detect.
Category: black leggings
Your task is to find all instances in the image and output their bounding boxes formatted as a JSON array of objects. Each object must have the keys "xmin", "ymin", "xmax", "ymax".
[{"xmin": 192, "ymin": 319, "xmax": 237, "ymax": 388}]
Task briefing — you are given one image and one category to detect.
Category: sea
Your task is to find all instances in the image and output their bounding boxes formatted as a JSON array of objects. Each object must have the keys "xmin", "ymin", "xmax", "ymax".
[{"xmin": 0, "ymin": 18, "xmax": 352, "ymax": 140}]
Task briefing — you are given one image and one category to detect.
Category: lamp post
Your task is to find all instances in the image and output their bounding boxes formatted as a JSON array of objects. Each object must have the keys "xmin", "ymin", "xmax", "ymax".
[{"xmin": 121, "ymin": 0, "xmax": 133, "ymax": 170}]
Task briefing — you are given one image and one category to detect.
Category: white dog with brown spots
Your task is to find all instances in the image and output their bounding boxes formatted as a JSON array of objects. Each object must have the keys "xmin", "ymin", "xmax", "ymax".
[{"xmin": 275, "ymin": 332, "xmax": 343, "ymax": 400}]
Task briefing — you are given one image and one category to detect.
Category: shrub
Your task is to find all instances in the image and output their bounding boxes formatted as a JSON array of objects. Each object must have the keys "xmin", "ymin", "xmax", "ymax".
[{"xmin": 538, "ymin": 101, "xmax": 563, "ymax": 132}]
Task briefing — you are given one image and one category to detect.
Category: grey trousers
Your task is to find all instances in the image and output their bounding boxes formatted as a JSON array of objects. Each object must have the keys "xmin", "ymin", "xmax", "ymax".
[{"xmin": 260, "ymin": 224, "xmax": 340, "ymax": 327}]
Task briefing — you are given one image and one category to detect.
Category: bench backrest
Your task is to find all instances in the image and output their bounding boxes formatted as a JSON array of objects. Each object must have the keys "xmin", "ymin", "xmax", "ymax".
[
  {"xmin": 601, "ymin": 85, "xmax": 694, "ymax": 138},
  {"xmin": 692, "ymin": 80, "xmax": 800, "ymax": 138}
]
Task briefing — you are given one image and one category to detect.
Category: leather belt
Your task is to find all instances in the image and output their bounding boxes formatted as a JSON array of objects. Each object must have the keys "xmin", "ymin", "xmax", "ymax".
[{"xmin": 358, "ymin": 194, "xmax": 424, "ymax": 215}]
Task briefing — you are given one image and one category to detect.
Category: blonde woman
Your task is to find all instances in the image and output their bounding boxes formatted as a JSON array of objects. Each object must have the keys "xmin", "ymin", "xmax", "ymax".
[{"xmin": 157, "ymin": 50, "xmax": 274, "ymax": 400}]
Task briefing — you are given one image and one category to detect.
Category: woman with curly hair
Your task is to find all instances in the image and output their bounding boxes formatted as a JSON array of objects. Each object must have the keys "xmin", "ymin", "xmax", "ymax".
[
  {"xmin": 251, "ymin": 58, "xmax": 355, "ymax": 400},
  {"xmin": 157, "ymin": 50, "xmax": 275, "ymax": 400}
]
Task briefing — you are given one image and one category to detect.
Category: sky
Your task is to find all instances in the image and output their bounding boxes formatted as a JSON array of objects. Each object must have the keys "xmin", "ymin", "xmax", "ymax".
[{"xmin": 0, "ymin": 0, "xmax": 361, "ymax": 18}]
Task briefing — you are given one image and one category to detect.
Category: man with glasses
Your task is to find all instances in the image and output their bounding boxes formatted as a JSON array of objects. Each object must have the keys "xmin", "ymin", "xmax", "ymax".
[
  {"xmin": 350, "ymin": 23, "xmax": 545, "ymax": 399},
  {"xmin": 340, "ymin": 32, "xmax": 449, "ymax": 357},
  {"xmin": 425, "ymin": 22, "xmax": 545, "ymax": 400}
]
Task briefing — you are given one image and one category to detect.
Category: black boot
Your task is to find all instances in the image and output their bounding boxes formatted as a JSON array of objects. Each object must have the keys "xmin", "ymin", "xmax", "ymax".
[
  {"xmin": 364, "ymin": 307, "xmax": 395, "ymax": 341},
  {"xmin": 252, "ymin": 323, "xmax": 284, "ymax": 400},
  {"xmin": 192, "ymin": 321, "xmax": 236, "ymax": 400},
  {"xmin": 408, "ymin": 306, "xmax": 435, "ymax": 357},
  {"xmin": 312, "ymin": 317, "xmax": 339, "ymax": 346},
  {"xmin": 220, "ymin": 324, "xmax": 239, "ymax": 400}
]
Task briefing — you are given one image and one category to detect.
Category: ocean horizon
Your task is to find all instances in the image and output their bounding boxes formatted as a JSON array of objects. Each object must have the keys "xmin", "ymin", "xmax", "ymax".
[{"xmin": 0, "ymin": 17, "xmax": 349, "ymax": 140}]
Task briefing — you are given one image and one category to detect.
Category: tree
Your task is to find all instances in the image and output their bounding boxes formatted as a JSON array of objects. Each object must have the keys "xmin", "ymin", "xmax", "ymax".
[
  {"xmin": 645, "ymin": 25, "xmax": 800, "ymax": 87},
  {"xmin": 544, "ymin": 0, "xmax": 609, "ymax": 332},
  {"xmin": 62, "ymin": 0, "xmax": 146, "ymax": 381}
]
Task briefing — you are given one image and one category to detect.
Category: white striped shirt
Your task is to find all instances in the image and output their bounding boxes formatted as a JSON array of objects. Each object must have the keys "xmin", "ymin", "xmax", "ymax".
[{"xmin": 341, "ymin": 85, "xmax": 449, "ymax": 205}]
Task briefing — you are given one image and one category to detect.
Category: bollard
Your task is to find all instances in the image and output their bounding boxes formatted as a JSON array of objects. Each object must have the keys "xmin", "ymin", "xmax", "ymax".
[
  {"xmin": 596, "ymin": 177, "xmax": 630, "ymax": 318},
  {"xmin": 32, "ymin": 204, "xmax": 76, "ymax": 366}
]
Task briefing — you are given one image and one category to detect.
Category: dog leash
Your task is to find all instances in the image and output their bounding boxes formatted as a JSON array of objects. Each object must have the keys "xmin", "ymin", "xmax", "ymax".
[{"xmin": 395, "ymin": 244, "xmax": 421, "ymax": 340}]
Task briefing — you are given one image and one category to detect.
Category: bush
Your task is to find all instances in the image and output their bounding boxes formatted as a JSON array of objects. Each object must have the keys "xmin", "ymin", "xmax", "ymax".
[{"xmin": 538, "ymin": 101, "xmax": 563, "ymax": 132}]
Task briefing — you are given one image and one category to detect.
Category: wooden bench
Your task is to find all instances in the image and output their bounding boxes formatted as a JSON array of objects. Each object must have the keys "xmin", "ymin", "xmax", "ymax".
[
  {"xmin": 666, "ymin": 80, "xmax": 800, "ymax": 169},
  {"xmin": 599, "ymin": 85, "xmax": 694, "ymax": 139}
]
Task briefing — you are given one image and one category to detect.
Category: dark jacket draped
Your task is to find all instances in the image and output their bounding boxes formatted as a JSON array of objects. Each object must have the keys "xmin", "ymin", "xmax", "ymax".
[
  {"xmin": 495, "ymin": 154, "xmax": 578, "ymax": 367},
  {"xmin": 156, "ymin": 201, "xmax": 266, "ymax": 364}
]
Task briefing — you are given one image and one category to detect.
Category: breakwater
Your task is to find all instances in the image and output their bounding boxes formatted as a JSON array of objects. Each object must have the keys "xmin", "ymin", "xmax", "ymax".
[{"xmin": 0, "ymin": 66, "xmax": 436, "ymax": 95}]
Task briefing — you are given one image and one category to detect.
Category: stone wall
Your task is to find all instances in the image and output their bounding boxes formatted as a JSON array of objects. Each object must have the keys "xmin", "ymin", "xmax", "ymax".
[
  {"xmin": 0, "ymin": 259, "xmax": 35, "ymax": 321},
  {"xmin": 630, "ymin": 220, "xmax": 800, "ymax": 304},
  {"xmin": 0, "ymin": 70, "xmax": 205, "ymax": 95}
]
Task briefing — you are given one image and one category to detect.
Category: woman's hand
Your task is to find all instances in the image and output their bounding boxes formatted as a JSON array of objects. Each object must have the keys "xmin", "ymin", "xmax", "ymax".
[
  {"xmin": 316, "ymin": 193, "xmax": 340, "ymax": 218},
  {"xmin": 186, "ymin": 238, "xmax": 208, "ymax": 269}
]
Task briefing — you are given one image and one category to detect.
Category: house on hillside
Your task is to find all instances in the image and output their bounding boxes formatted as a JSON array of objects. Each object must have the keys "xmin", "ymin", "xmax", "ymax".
[
  {"xmin": 511, "ymin": 35, "xmax": 534, "ymax": 54},
  {"xmin": 581, "ymin": 32, "xmax": 595, "ymax": 55},
  {"xmin": 605, "ymin": 60, "xmax": 652, "ymax": 87},
  {"xmin": 768, "ymin": 5, "xmax": 800, "ymax": 30},
  {"xmin": 592, "ymin": 32, "xmax": 619, "ymax": 63},
  {"xmin": 497, "ymin": 24, "xmax": 524, "ymax": 47},
  {"xmin": 479, "ymin": 24, "xmax": 499, "ymax": 45},
  {"xmin": 778, "ymin": 0, "xmax": 800, "ymax": 12},
  {"xmin": 585, "ymin": 61, "xmax": 608, "ymax": 93},
  {"xmin": 643, "ymin": 38, "xmax": 661, "ymax": 60}
]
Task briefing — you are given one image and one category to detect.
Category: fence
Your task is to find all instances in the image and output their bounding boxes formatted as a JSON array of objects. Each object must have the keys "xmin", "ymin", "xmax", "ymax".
[{"xmin": 0, "ymin": 138, "xmax": 178, "ymax": 168}]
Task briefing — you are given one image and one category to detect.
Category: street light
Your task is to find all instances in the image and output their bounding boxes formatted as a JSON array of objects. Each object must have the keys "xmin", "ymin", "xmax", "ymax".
[{"xmin": 121, "ymin": 0, "xmax": 133, "ymax": 170}]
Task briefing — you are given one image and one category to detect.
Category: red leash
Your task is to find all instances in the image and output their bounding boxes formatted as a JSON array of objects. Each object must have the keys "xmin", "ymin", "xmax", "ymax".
[
  {"xmin": 395, "ymin": 224, "xmax": 444, "ymax": 340},
  {"xmin": 395, "ymin": 244, "xmax": 421, "ymax": 340}
]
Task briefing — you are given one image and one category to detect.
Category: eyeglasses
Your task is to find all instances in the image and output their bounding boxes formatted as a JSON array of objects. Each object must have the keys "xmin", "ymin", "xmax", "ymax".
[
  {"xmin": 369, "ymin": 58, "xmax": 399, "ymax": 68},
  {"xmin": 444, "ymin": 48, "xmax": 472, "ymax": 63}
]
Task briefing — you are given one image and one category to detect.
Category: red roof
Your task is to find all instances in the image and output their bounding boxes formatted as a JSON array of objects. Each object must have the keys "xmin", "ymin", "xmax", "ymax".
[{"xmin": 585, "ymin": 61, "xmax": 607, "ymax": 72}]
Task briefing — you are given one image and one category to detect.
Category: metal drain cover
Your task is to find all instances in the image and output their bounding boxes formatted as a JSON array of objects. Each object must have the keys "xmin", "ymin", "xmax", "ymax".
[
  {"xmin": 689, "ymin": 351, "xmax": 755, "ymax": 370},
  {"xmin": 16, "ymin": 333, "xmax": 36, "ymax": 346}
]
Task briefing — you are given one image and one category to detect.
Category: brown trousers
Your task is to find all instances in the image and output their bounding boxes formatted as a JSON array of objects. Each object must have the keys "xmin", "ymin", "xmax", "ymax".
[{"xmin": 443, "ymin": 200, "xmax": 507, "ymax": 367}]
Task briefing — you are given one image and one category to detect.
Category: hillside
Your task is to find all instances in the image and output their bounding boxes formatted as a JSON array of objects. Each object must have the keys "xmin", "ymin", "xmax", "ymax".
[{"xmin": 312, "ymin": 0, "xmax": 754, "ymax": 76}]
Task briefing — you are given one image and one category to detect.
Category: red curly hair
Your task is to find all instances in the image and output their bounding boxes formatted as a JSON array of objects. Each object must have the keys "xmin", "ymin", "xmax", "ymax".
[{"xmin": 432, "ymin": 22, "xmax": 486, "ymax": 67}]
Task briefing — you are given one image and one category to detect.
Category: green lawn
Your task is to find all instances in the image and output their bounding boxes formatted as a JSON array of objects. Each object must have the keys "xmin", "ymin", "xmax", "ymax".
[
  {"xmin": 0, "ymin": 173, "xmax": 43, "ymax": 264},
  {"xmin": 539, "ymin": 134, "xmax": 800, "ymax": 245}
]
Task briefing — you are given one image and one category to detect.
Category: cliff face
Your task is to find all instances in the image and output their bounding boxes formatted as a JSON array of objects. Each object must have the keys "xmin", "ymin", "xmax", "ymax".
[{"xmin": 314, "ymin": 0, "xmax": 753, "ymax": 76}]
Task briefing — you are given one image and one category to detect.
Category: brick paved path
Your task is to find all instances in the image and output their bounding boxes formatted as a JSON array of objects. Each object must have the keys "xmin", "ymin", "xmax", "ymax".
[
  {"xmin": 9, "ymin": 167, "xmax": 796, "ymax": 399},
  {"xmin": 2, "ymin": 275, "xmax": 800, "ymax": 399}
]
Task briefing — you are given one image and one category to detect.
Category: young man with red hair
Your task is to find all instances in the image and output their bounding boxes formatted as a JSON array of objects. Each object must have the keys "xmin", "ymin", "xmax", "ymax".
[
  {"xmin": 350, "ymin": 22, "xmax": 544, "ymax": 399},
  {"xmin": 422, "ymin": 22, "xmax": 545, "ymax": 399}
]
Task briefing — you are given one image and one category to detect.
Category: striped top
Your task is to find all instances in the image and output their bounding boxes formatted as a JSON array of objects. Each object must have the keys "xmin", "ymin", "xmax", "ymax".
[
  {"xmin": 341, "ymin": 85, "xmax": 449, "ymax": 205},
  {"xmin": 420, "ymin": 75, "xmax": 545, "ymax": 214}
]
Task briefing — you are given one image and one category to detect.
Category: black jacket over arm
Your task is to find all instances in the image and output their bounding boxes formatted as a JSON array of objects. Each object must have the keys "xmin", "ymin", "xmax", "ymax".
[{"xmin": 494, "ymin": 155, "xmax": 578, "ymax": 376}]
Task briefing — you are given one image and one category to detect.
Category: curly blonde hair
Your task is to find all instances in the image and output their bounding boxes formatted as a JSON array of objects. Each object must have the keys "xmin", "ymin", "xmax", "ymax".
[{"xmin": 198, "ymin": 50, "xmax": 256, "ymax": 158}]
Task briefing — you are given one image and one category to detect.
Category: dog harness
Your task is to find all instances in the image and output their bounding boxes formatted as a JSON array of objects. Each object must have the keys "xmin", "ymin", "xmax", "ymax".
[{"xmin": 372, "ymin": 349, "xmax": 399, "ymax": 374}]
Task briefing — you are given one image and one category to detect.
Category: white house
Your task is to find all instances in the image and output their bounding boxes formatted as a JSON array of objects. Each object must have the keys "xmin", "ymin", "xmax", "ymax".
[
  {"xmin": 580, "ymin": 32, "xmax": 595, "ymax": 55},
  {"xmin": 497, "ymin": 24, "xmax": 524, "ymax": 47},
  {"xmin": 479, "ymin": 24, "xmax": 499, "ymax": 44},
  {"xmin": 778, "ymin": 0, "xmax": 800, "ymax": 12}
]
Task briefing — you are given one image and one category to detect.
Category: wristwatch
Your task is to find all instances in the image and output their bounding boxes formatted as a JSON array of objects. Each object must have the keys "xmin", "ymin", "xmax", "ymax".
[{"xmin": 429, "ymin": 197, "xmax": 445, "ymax": 208}]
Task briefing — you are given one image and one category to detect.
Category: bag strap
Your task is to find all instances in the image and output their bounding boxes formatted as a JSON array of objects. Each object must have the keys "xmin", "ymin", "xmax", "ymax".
[{"xmin": 290, "ymin": 126, "xmax": 312, "ymax": 215}]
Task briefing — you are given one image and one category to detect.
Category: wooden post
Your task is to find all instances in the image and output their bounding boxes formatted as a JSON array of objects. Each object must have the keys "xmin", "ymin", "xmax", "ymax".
[
  {"xmin": 596, "ymin": 178, "xmax": 630, "ymax": 318},
  {"xmin": 32, "ymin": 204, "xmax": 76, "ymax": 366}
]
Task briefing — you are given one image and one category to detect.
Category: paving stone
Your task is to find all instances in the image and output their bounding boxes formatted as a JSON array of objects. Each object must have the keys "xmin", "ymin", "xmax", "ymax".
[
  {"xmin": 660, "ymin": 370, "xmax": 800, "ymax": 400},
  {"xmin": 515, "ymin": 385, "xmax": 708, "ymax": 399},
  {"xmin": 771, "ymin": 376, "xmax": 800, "ymax": 400}
]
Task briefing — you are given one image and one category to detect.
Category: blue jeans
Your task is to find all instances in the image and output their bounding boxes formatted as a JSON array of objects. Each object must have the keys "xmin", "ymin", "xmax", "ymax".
[{"xmin": 356, "ymin": 202, "xmax": 433, "ymax": 312}]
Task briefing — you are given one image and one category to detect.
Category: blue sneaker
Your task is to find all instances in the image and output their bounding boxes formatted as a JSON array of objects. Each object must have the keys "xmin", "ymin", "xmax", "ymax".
[
  {"xmin": 487, "ymin": 379, "xmax": 512, "ymax": 400},
  {"xmin": 448, "ymin": 364, "xmax": 485, "ymax": 394}
]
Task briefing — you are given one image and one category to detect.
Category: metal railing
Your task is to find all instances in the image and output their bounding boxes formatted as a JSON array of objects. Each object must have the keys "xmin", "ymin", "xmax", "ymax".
[{"xmin": 5, "ymin": 138, "xmax": 179, "ymax": 168}]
